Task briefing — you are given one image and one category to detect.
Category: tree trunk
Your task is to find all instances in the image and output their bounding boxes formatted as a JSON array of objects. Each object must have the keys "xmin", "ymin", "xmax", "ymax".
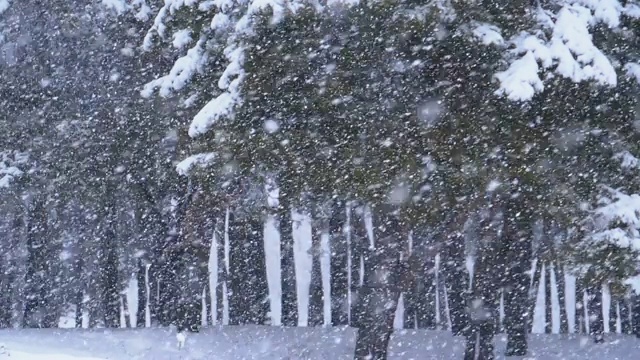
[
  {"xmin": 279, "ymin": 198, "xmax": 298, "ymax": 326},
  {"xmin": 544, "ymin": 263, "xmax": 552, "ymax": 333},
  {"xmin": 553, "ymin": 262, "xmax": 568, "ymax": 334},
  {"xmin": 350, "ymin": 205, "xmax": 370, "ymax": 327},
  {"xmin": 620, "ymin": 297, "xmax": 631, "ymax": 334},
  {"xmin": 353, "ymin": 204, "xmax": 404, "ymax": 360},
  {"xmin": 101, "ymin": 227, "xmax": 120, "ymax": 328},
  {"xmin": 228, "ymin": 211, "xmax": 268, "ymax": 325},
  {"xmin": 576, "ymin": 279, "xmax": 586, "ymax": 334},
  {"xmin": 608, "ymin": 295, "xmax": 617, "ymax": 333},
  {"xmin": 136, "ymin": 259, "xmax": 147, "ymax": 328},
  {"xmin": 308, "ymin": 216, "xmax": 324, "ymax": 327},
  {"xmin": 502, "ymin": 195, "xmax": 532, "ymax": 357},
  {"xmin": 632, "ymin": 291, "xmax": 640, "ymax": 337},
  {"xmin": 527, "ymin": 259, "xmax": 542, "ymax": 333},
  {"xmin": 442, "ymin": 231, "xmax": 469, "ymax": 336},
  {"xmin": 330, "ymin": 200, "xmax": 349, "ymax": 326},
  {"xmin": 588, "ymin": 285, "xmax": 604, "ymax": 343},
  {"xmin": 0, "ymin": 269, "xmax": 13, "ymax": 328},
  {"xmin": 75, "ymin": 256, "xmax": 85, "ymax": 328},
  {"xmin": 23, "ymin": 196, "xmax": 56, "ymax": 328}
]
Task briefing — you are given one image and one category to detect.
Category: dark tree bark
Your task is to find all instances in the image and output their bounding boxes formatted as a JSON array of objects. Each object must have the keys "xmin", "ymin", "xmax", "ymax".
[
  {"xmin": 502, "ymin": 196, "xmax": 533, "ymax": 357},
  {"xmin": 279, "ymin": 197, "xmax": 298, "ymax": 326},
  {"xmin": 576, "ymin": 279, "xmax": 586, "ymax": 334},
  {"xmin": 442, "ymin": 230, "xmax": 470, "ymax": 336},
  {"xmin": 553, "ymin": 262, "xmax": 569, "ymax": 334},
  {"xmin": 75, "ymin": 256, "xmax": 85, "ymax": 328},
  {"xmin": 216, "ymin": 217, "xmax": 226, "ymax": 324},
  {"xmin": 545, "ymin": 263, "xmax": 552, "ymax": 334},
  {"xmin": 330, "ymin": 200, "xmax": 349, "ymax": 326},
  {"xmin": 100, "ymin": 226, "xmax": 120, "ymax": 328},
  {"xmin": 608, "ymin": 293, "xmax": 617, "ymax": 333},
  {"xmin": 0, "ymin": 268, "xmax": 13, "ymax": 328},
  {"xmin": 350, "ymin": 205, "xmax": 370, "ymax": 327},
  {"xmin": 136, "ymin": 259, "xmax": 147, "ymax": 328},
  {"xmin": 228, "ymin": 210, "xmax": 269, "ymax": 325},
  {"xmin": 620, "ymin": 297, "xmax": 631, "ymax": 334},
  {"xmin": 308, "ymin": 216, "xmax": 324, "ymax": 327},
  {"xmin": 527, "ymin": 259, "xmax": 542, "ymax": 333},
  {"xmin": 353, "ymin": 204, "xmax": 405, "ymax": 360},
  {"xmin": 23, "ymin": 196, "xmax": 57, "ymax": 328},
  {"xmin": 587, "ymin": 285, "xmax": 604, "ymax": 343},
  {"xmin": 632, "ymin": 291, "xmax": 640, "ymax": 337}
]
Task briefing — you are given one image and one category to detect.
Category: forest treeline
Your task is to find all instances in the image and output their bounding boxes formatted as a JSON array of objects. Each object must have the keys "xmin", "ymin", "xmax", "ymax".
[{"xmin": 1, "ymin": 1, "xmax": 640, "ymax": 359}]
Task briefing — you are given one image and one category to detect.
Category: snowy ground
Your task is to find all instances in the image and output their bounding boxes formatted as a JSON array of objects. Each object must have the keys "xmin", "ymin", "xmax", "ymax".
[{"xmin": 1, "ymin": 326, "xmax": 640, "ymax": 359}]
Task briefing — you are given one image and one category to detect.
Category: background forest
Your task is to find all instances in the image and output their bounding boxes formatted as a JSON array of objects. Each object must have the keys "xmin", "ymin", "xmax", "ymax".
[{"xmin": 2, "ymin": 0, "xmax": 640, "ymax": 359}]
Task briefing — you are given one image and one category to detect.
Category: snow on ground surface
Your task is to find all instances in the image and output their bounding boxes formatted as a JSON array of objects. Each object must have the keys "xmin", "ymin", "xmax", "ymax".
[{"xmin": 1, "ymin": 326, "xmax": 640, "ymax": 359}]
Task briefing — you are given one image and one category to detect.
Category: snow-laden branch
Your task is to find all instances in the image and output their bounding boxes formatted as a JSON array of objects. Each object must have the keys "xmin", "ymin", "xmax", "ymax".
[
  {"xmin": 494, "ymin": 0, "xmax": 638, "ymax": 101},
  {"xmin": 0, "ymin": 150, "xmax": 29, "ymax": 189}
]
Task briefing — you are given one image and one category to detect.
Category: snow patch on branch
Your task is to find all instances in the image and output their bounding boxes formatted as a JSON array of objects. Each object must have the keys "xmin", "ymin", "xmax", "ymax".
[
  {"xmin": 494, "ymin": 52, "xmax": 544, "ymax": 101},
  {"xmin": 176, "ymin": 152, "xmax": 217, "ymax": 176},
  {"xmin": 141, "ymin": 38, "xmax": 208, "ymax": 98},
  {"xmin": 626, "ymin": 62, "xmax": 640, "ymax": 83},
  {"xmin": 0, "ymin": 150, "xmax": 28, "ymax": 189}
]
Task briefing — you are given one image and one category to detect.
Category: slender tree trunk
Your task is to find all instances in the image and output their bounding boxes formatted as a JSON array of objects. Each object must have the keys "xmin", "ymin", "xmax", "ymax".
[
  {"xmin": 122, "ymin": 295, "xmax": 131, "ymax": 328},
  {"xmin": 544, "ymin": 263, "xmax": 552, "ymax": 333},
  {"xmin": 620, "ymin": 297, "xmax": 631, "ymax": 334},
  {"xmin": 353, "ymin": 204, "xmax": 404, "ymax": 360},
  {"xmin": 442, "ymin": 231, "xmax": 469, "ymax": 336},
  {"xmin": 216, "ymin": 217, "xmax": 225, "ymax": 324},
  {"xmin": 23, "ymin": 196, "xmax": 56, "ymax": 328},
  {"xmin": 330, "ymin": 200, "xmax": 349, "ymax": 326},
  {"xmin": 608, "ymin": 294, "xmax": 617, "ymax": 333},
  {"xmin": 412, "ymin": 228, "xmax": 436, "ymax": 330},
  {"xmin": 632, "ymin": 291, "xmax": 640, "ymax": 337},
  {"xmin": 350, "ymin": 205, "xmax": 370, "ymax": 327},
  {"xmin": 553, "ymin": 262, "xmax": 568, "ymax": 333},
  {"xmin": 75, "ymin": 256, "xmax": 85, "ymax": 328},
  {"xmin": 136, "ymin": 259, "xmax": 147, "ymax": 328},
  {"xmin": 588, "ymin": 284, "xmax": 604, "ymax": 343},
  {"xmin": 308, "ymin": 216, "xmax": 324, "ymax": 327},
  {"xmin": 101, "ymin": 227, "xmax": 120, "ymax": 328},
  {"xmin": 527, "ymin": 259, "xmax": 542, "ymax": 333},
  {"xmin": 502, "ymin": 196, "xmax": 532, "ymax": 357},
  {"xmin": 0, "ymin": 270, "xmax": 12, "ymax": 328},
  {"xmin": 279, "ymin": 197, "xmax": 298, "ymax": 326},
  {"xmin": 576, "ymin": 279, "xmax": 586, "ymax": 334},
  {"xmin": 228, "ymin": 211, "xmax": 268, "ymax": 325}
]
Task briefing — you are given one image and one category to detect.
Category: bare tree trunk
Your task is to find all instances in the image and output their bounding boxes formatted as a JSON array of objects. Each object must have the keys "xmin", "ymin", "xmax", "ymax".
[
  {"xmin": 527, "ymin": 259, "xmax": 542, "ymax": 333},
  {"xmin": 553, "ymin": 262, "xmax": 568, "ymax": 333},
  {"xmin": 353, "ymin": 204, "xmax": 405, "ymax": 360},
  {"xmin": 308, "ymin": 214, "xmax": 324, "ymax": 327},
  {"xmin": 544, "ymin": 263, "xmax": 552, "ymax": 333},
  {"xmin": 279, "ymin": 197, "xmax": 298, "ymax": 326},
  {"xmin": 620, "ymin": 297, "xmax": 631, "ymax": 334},
  {"xmin": 588, "ymin": 284, "xmax": 604, "ymax": 343},
  {"xmin": 330, "ymin": 200, "xmax": 349, "ymax": 326}
]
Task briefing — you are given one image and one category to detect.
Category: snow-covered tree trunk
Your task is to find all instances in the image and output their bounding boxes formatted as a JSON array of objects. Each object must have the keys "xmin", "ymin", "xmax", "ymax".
[
  {"xmin": 353, "ymin": 204, "xmax": 405, "ymax": 360},
  {"xmin": 330, "ymin": 200, "xmax": 349, "ymax": 326}
]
